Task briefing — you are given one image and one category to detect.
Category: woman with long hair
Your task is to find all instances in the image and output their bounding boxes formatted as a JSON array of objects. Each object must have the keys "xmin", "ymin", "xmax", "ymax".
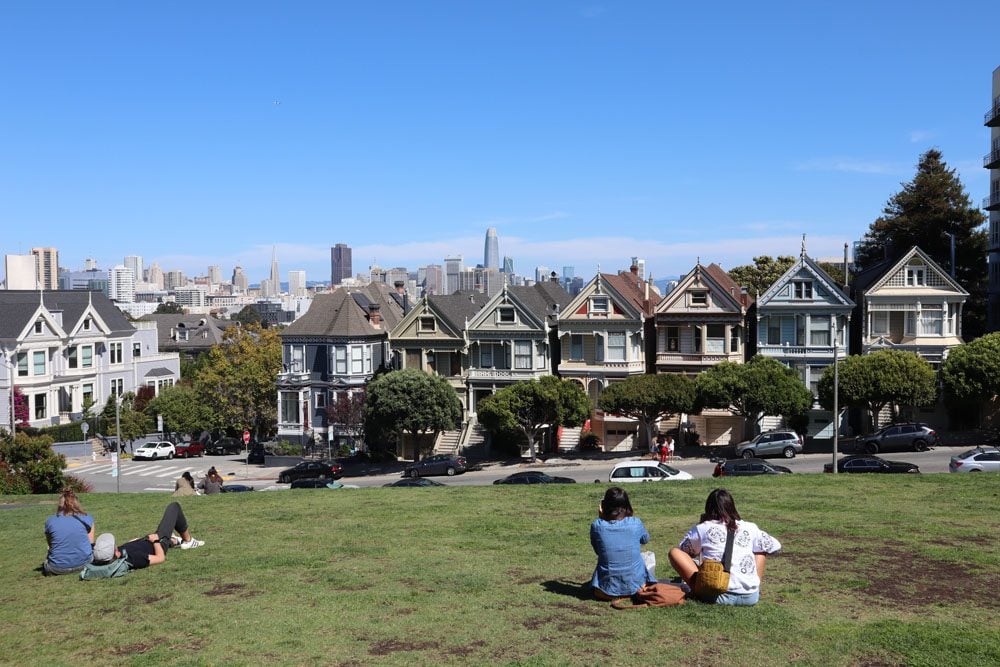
[
  {"xmin": 590, "ymin": 487, "xmax": 655, "ymax": 600},
  {"xmin": 173, "ymin": 471, "xmax": 197, "ymax": 497},
  {"xmin": 42, "ymin": 488, "xmax": 95, "ymax": 576},
  {"xmin": 668, "ymin": 488, "xmax": 782, "ymax": 606}
]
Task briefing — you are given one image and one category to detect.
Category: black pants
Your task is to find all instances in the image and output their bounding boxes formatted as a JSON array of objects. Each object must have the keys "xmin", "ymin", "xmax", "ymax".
[{"xmin": 155, "ymin": 502, "xmax": 189, "ymax": 541}]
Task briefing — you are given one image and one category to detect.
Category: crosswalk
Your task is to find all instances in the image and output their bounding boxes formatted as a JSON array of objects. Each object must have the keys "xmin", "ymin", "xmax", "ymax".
[{"xmin": 67, "ymin": 461, "xmax": 214, "ymax": 479}]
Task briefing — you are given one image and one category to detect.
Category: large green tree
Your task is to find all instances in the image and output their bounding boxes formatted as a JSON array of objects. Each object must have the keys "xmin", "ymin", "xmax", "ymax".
[
  {"xmin": 599, "ymin": 374, "xmax": 699, "ymax": 448},
  {"xmin": 100, "ymin": 392, "xmax": 152, "ymax": 450},
  {"xmin": 477, "ymin": 376, "xmax": 590, "ymax": 460},
  {"xmin": 817, "ymin": 350, "xmax": 936, "ymax": 432},
  {"xmin": 726, "ymin": 256, "xmax": 796, "ymax": 296},
  {"xmin": 696, "ymin": 355, "xmax": 813, "ymax": 430},
  {"xmin": 363, "ymin": 369, "xmax": 462, "ymax": 461},
  {"xmin": 939, "ymin": 333, "xmax": 1000, "ymax": 427},
  {"xmin": 193, "ymin": 323, "xmax": 282, "ymax": 440},
  {"xmin": 146, "ymin": 384, "xmax": 215, "ymax": 437},
  {"xmin": 854, "ymin": 149, "xmax": 987, "ymax": 338}
]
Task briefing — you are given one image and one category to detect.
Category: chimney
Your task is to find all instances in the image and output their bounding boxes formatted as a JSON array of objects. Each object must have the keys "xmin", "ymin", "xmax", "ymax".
[
  {"xmin": 368, "ymin": 303, "xmax": 381, "ymax": 328},
  {"xmin": 394, "ymin": 280, "xmax": 405, "ymax": 296},
  {"xmin": 550, "ymin": 271, "xmax": 559, "ymax": 283}
]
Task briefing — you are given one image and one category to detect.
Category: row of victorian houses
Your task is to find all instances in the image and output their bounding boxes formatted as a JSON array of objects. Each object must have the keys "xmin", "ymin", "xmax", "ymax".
[{"xmin": 275, "ymin": 245, "xmax": 968, "ymax": 454}]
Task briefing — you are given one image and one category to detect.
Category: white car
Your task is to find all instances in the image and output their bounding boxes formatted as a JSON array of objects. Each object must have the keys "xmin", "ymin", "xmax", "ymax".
[
  {"xmin": 609, "ymin": 461, "xmax": 693, "ymax": 483},
  {"xmin": 133, "ymin": 441, "xmax": 176, "ymax": 460},
  {"xmin": 949, "ymin": 447, "xmax": 1000, "ymax": 473}
]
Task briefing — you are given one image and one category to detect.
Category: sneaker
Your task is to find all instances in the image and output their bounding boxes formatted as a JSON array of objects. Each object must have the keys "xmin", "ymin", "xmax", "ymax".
[{"xmin": 180, "ymin": 537, "xmax": 205, "ymax": 550}]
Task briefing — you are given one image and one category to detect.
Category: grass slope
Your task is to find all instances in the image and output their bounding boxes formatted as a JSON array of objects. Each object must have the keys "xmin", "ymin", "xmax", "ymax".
[{"xmin": 2, "ymin": 475, "xmax": 999, "ymax": 666}]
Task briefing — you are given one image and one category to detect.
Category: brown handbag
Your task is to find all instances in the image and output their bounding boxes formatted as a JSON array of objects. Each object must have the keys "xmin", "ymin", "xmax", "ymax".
[
  {"xmin": 610, "ymin": 583, "xmax": 687, "ymax": 609},
  {"xmin": 692, "ymin": 528, "xmax": 735, "ymax": 598}
]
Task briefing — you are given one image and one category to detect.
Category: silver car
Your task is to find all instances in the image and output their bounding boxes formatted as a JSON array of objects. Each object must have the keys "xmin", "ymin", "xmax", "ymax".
[
  {"xmin": 734, "ymin": 431, "xmax": 803, "ymax": 459},
  {"xmin": 949, "ymin": 447, "xmax": 1000, "ymax": 473}
]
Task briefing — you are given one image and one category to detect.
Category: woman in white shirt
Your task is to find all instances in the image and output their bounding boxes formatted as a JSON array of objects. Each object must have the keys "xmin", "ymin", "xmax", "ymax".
[{"xmin": 668, "ymin": 488, "xmax": 781, "ymax": 606}]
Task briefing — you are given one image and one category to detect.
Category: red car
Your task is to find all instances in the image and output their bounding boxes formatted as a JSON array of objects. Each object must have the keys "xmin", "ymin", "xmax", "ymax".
[{"xmin": 174, "ymin": 442, "xmax": 206, "ymax": 458}]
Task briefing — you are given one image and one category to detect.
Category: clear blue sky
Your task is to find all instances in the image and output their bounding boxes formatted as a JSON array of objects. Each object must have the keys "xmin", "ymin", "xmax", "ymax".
[{"xmin": 1, "ymin": 1, "xmax": 997, "ymax": 285}]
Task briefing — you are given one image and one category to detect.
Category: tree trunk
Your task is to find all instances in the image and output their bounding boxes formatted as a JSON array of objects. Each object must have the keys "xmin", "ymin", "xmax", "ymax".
[{"xmin": 523, "ymin": 427, "xmax": 536, "ymax": 460}]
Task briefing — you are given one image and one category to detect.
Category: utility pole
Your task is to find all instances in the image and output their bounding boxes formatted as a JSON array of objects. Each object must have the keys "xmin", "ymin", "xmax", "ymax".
[
  {"xmin": 832, "ymin": 316, "xmax": 840, "ymax": 474},
  {"xmin": 115, "ymin": 394, "xmax": 122, "ymax": 494}
]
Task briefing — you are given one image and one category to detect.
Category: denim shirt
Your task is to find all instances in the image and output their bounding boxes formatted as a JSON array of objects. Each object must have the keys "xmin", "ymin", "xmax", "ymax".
[{"xmin": 590, "ymin": 515, "xmax": 654, "ymax": 596}]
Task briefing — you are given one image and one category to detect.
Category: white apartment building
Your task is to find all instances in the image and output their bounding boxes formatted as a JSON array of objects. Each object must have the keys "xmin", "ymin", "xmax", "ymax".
[{"xmin": 108, "ymin": 265, "xmax": 136, "ymax": 303}]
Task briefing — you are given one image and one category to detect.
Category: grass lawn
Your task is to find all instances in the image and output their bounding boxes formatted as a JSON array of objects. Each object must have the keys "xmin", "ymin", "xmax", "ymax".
[{"xmin": 2, "ymin": 475, "xmax": 998, "ymax": 666}]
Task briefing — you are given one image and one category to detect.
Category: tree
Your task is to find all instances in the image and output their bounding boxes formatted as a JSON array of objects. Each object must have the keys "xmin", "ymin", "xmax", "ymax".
[
  {"xmin": 727, "ymin": 256, "xmax": 796, "ymax": 296},
  {"xmin": 477, "ymin": 376, "xmax": 590, "ymax": 460},
  {"xmin": 696, "ymin": 356, "xmax": 813, "ymax": 430},
  {"xmin": 599, "ymin": 374, "xmax": 698, "ymax": 448},
  {"xmin": 193, "ymin": 323, "xmax": 282, "ymax": 440},
  {"xmin": 0, "ymin": 431, "xmax": 66, "ymax": 493},
  {"xmin": 326, "ymin": 391, "xmax": 366, "ymax": 451},
  {"xmin": 146, "ymin": 384, "xmax": 215, "ymax": 437},
  {"xmin": 817, "ymin": 350, "xmax": 936, "ymax": 432},
  {"xmin": 13, "ymin": 387, "xmax": 29, "ymax": 428},
  {"xmin": 100, "ymin": 393, "xmax": 151, "ymax": 451},
  {"xmin": 363, "ymin": 369, "xmax": 462, "ymax": 461},
  {"xmin": 854, "ymin": 149, "xmax": 988, "ymax": 338},
  {"xmin": 939, "ymin": 333, "xmax": 1000, "ymax": 427},
  {"xmin": 154, "ymin": 301, "xmax": 185, "ymax": 315},
  {"xmin": 231, "ymin": 305, "xmax": 264, "ymax": 327}
]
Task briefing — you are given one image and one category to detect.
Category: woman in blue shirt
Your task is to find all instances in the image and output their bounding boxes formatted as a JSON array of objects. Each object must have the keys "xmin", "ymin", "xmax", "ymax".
[
  {"xmin": 43, "ymin": 488, "xmax": 95, "ymax": 576},
  {"xmin": 590, "ymin": 487, "xmax": 654, "ymax": 600}
]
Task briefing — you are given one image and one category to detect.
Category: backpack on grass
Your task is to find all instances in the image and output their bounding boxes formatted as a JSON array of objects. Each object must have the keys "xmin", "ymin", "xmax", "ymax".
[{"xmin": 80, "ymin": 558, "xmax": 132, "ymax": 580}]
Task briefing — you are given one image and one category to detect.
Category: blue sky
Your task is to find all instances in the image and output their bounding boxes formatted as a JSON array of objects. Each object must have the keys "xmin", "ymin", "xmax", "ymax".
[{"xmin": 1, "ymin": 1, "xmax": 997, "ymax": 285}]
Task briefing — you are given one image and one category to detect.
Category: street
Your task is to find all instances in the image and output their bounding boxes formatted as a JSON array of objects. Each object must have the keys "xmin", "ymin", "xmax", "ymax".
[{"xmin": 64, "ymin": 446, "xmax": 965, "ymax": 493}]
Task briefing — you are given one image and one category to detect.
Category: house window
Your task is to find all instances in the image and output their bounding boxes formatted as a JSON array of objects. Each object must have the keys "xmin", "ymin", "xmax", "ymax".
[
  {"xmin": 33, "ymin": 351, "xmax": 46, "ymax": 376},
  {"xmin": 809, "ymin": 317, "xmax": 831, "ymax": 346},
  {"xmin": 689, "ymin": 291, "xmax": 708, "ymax": 306},
  {"xmin": 514, "ymin": 341, "xmax": 532, "ymax": 369},
  {"xmin": 793, "ymin": 281, "xmax": 813, "ymax": 299},
  {"xmin": 419, "ymin": 316, "xmax": 435, "ymax": 332},
  {"xmin": 591, "ymin": 297, "xmax": 609, "ymax": 314},
  {"xmin": 919, "ymin": 306, "xmax": 943, "ymax": 335},
  {"xmin": 666, "ymin": 327, "xmax": 679, "ymax": 352},
  {"xmin": 68, "ymin": 347, "xmax": 78, "ymax": 369},
  {"xmin": 607, "ymin": 332, "xmax": 626, "ymax": 361},
  {"xmin": 705, "ymin": 325, "xmax": 725, "ymax": 354},
  {"xmin": 81, "ymin": 346, "xmax": 93, "ymax": 368},
  {"xmin": 595, "ymin": 333, "xmax": 604, "ymax": 362},
  {"xmin": 767, "ymin": 318, "xmax": 781, "ymax": 345},
  {"xmin": 730, "ymin": 327, "xmax": 740, "ymax": 353},
  {"xmin": 133, "ymin": 342, "xmax": 141, "ymax": 358},
  {"xmin": 351, "ymin": 346, "xmax": 364, "ymax": 374},
  {"xmin": 83, "ymin": 318, "xmax": 92, "ymax": 331},
  {"xmin": 315, "ymin": 392, "xmax": 326, "ymax": 409},
  {"xmin": 497, "ymin": 307, "xmax": 516, "ymax": 324},
  {"xmin": 34, "ymin": 393, "xmax": 46, "ymax": 420},
  {"xmin": 693, "ymin": 327, "xmax": 702, "ymax": 353},
  {"xmin": 280, "ymin": 391, "xmax": 300, "ymax": 424},
  {"xmin": 906, "ymin": 267, "xmax": 925, "ymax": 287},
  {"xmin": 872, "ymin": 312, "xmax": 889, "ymax": 335},
  {"xmin": 17, "ymin": 352, "xmax": 28, "ymax": 376},
  {"xmin": 109, "ymin": 342, "xmax": 123, "ymax": 364},
  {"xmin": 570, "ymin": 335, "xmax": 583, "ymax": 361},
  {"xmin": 364, "ymin": 345, "xmax": 372, "ymax": 373},
  {"xmin": 290, "ymin": 346, "xmax": 304, "ymax": 373},
  {"xmin": 82, "ymin": 383, "xmax": 93, "ymax": 407},
  {"xmin": 34, "ymin": 320, "xmax": 44, "ymax": 334},
  {"xmin": 110, "ymin": 378, "xmax": 123, "ymax": 398},
  {"xmin": 480, "ymin": 343, "xmax": 494, "ymax": 368},
  {"xmin": 334, "ymin": 346, "xmax": 347, "ymax": 374}
]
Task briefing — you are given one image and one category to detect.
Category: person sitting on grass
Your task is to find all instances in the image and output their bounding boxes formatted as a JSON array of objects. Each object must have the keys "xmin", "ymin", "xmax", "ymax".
[
  {"xmin": 173, "ymin": 471, "xmax": 198, "ymax": 497},
  {"xmin": 590, "ymin": 487, "xmax": 655, "ymax": 601},
  {"xmin": 199, "ymin": 467, "xmax": 224, "ymax": 495},
  {"xmin": 42, "ymin": 488, "xmax": 95, "ymax": 576},
  {"xmin": 91, "ymin": 502, "xmax": 204, "ymax": 570},
  {"xmin": 668, "ymin": 488, "xmax": 781, "ymax": 606}
]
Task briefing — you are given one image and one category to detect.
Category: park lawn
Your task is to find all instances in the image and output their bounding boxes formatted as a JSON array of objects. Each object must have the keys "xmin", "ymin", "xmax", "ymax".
[{"xmin": 1, "ymin": 474, "xmax": 998, "ymax": 666}]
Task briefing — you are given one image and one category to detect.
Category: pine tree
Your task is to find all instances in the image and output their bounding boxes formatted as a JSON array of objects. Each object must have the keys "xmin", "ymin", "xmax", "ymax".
[{"xmin": 855, "ymin": 149, "xmax": 987, "ymax": 338}]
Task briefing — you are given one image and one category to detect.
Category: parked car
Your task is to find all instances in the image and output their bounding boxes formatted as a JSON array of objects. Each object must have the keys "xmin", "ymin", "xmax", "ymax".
[
  {"xmin": 247, "ymin": 442, "xmax": 279, "ymax": 465},
  {"xmin": 493, "ymin": 471, "xmax": 576, "ymax": 485},
  {"xmin": 857, "ymin": 423, "xmax": 938, "ymax": 454},
  {"xmin": 948, "ymin": 447, "xmax": 1000, "ymax": 473},
  {"xmin": 174, "ymin": 442, "xmax": 206, "ymax": 458},
  {"xmin": 222, "ymin": 484, "xmax": 255, "ymax": 492},
  {"xmin": 823, "ymin": 455, "xmax": 920, "ymax": 474},
  {"xmin": 277, "ymin": 460, "xmax": 344, "ymax": 484},
  {"xmin": 133, "ymin": 441, "xmax": 176, "ymax": 460},
  {"xmin": 207, "ymin": 436, "xmax": 244, "ymax": 456},
  {"xmin": 403, "ymin": 454, "xmax": 468, "ymax": 478},
  {"xmin": 289, "ymin": 479, "xmax": 359, "ymax": 489},
  {"xmin": 712, "ymin": 459, "xmax": 791, "ymax": 477},
  {"xmin": 609, "ymin": 461, "xmax": 693, "ymax": 483},
  {"xmin": 384, "ymin": 478, "xmax": 447, "ymax": 487},
  {"xmin": 734, "ymin": 431, "xmax": 803, "ymax": 459}
]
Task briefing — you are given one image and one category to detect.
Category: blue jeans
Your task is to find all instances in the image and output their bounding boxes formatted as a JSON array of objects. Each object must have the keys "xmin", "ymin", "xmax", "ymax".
[{"xmin": 703, "ymin": 589, "xmax": 759, "ymax": 606}]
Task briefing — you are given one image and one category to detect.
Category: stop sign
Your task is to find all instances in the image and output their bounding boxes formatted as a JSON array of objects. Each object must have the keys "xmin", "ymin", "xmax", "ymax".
[{"xmin": 242, "ymin": 430, "xmax": 251, "ymax": 445}]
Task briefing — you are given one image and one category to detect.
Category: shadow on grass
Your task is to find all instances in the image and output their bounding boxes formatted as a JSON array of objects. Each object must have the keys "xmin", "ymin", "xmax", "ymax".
[{"xmin": 542, "ymin": 579, "xmax": 593, "ymax": 601}]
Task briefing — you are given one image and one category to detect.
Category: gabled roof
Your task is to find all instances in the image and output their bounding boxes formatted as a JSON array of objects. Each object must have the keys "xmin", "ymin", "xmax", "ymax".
[
  {"xmin": 560, "ymin": 271, "xmax": 658, "ymax": 323},
  {"xmin": 603, "ymin": 270, "xmax": 660, "ymax": 315},
  {"xmin": 467, "ymin": 281, "xmax": 570, "ymax": 332},
  {"xmin": 757, "ymin": 254, "xmax": 854, "ymax": 307},
  {"xmin": 139, "ymin": 314, "xmax": 236, "ymax": 349},
  {"xmin": 861, "ymin": 246, "xmax": 968, "ymax": 296},
  {"xmin": 281, "ymin": 283, "xmax": 403, "ymax": 338},
  {"xmin": 429, "ymin": 291, "xmax": 487, "ymax": 331},
  {"xmin": 655, "ymin": 263, "xmax": 750, "ymax": 314},
  {"xmin": 0, "ymin": 290, "xmax": 133, "ymax": 342}
]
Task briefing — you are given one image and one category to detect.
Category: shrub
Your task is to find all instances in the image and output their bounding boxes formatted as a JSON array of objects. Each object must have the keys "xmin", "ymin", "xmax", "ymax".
[
  {"xmin": 62, "ymin": 475, "xmax": 93, "ymax": 494},
  {"xmin": 578, "ymin": 429, "xmax": 602, "ymax": 451},
  {"xmin": 0, "ymin": 432, "xmax": 65, "ymax": 494}
]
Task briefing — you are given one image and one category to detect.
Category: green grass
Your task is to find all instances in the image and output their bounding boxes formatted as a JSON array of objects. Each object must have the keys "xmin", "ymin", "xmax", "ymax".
[{"xmin": 2, "ymin": 475, "xmax": 999, "ymax": 666}]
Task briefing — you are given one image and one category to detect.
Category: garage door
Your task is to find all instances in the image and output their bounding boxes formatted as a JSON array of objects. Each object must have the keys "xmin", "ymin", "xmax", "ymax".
[{"xmin": 704, "ymin": 416, "xmax": 743, "ymax": 446}]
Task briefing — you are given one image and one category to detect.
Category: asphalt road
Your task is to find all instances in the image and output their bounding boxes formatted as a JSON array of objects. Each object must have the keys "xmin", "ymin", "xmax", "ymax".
[{"xmin": 65, "ymin": 446, "xmax": 967, "ymax": 493}]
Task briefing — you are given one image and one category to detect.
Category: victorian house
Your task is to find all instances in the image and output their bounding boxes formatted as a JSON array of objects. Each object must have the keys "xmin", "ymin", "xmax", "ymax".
[
  {"xmin": 276, "ymin": 283, "xmax": 405, "ymax": 446},
  {"xmin": 0, "ymin": 290, "xmax": 180, "ymax": 429},
  {"xmin": 654, "ymin": 262, "xmax": 752, "ymax": 445}
]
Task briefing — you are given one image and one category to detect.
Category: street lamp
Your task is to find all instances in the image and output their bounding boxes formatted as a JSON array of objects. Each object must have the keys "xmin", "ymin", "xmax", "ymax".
[
  {"xmin": 1, "ymin": 350, "xmax": 15, "ymax": 438},
  {"xmin": 115, "ymin": 393, "xmax": 122, "ymax": 494}
]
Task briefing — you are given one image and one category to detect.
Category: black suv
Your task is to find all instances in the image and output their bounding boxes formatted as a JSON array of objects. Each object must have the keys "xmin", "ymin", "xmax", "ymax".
[
  {"xmin": 858, "ymin": 423, "xmax": 938, "ymax": 455},
  {"xmin": 207, "ymin": 436, "xmax": 244, "ymax": 456},
  {"xmin": 712, "ymin": 458, "xmax": 791, "ymax": 477}
]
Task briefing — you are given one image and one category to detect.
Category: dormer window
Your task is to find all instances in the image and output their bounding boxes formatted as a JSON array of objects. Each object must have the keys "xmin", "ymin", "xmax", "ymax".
[
  {"xmin": 906, "ymin": 267, "xmax": 925, "ymax": 287},
  {"xmin": 590, "ymin": 297, "xmax": 609, "ymax": 315},
  {"xmin": 419, "ymin": 316, "xmax": 436, "ymax": 332},
  {"xmin": 497, "ymin": 307, "xmax": 516, "ymax": 324},
  {"xmin": 793, "ymin": 281, "xmax": 813, "ymax": 299},
  {"xmin": 34, "ymin": 320, "xmax": 44, "ymax": 334},
  {"xmin": 689, "ymin": 291, "xmax": 708, "ymax": 306},
  {"xmin": 83, "ymin": 318, "xmax": 92, "ymax": 331}
]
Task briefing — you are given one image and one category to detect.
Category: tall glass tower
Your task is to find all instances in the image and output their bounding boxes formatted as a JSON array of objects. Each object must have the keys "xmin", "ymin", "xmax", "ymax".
[{"xmin": 484, "ymin": 227, "xmax": 500, "ymax": 271}]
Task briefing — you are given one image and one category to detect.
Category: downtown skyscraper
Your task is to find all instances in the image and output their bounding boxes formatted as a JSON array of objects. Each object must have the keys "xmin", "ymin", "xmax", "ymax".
[
  {"xmin": 484, "ymin": 227, "xmax": 499, "ymax": 271},
  {"xmin": 331, "ymin": 243, "xmax": 352, "ymax": 285}
]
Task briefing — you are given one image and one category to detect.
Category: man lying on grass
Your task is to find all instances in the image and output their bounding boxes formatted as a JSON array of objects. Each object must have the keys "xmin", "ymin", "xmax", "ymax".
[{"xmin": 92, "ymin": 502, "xmax": 205, "ymax": 570}]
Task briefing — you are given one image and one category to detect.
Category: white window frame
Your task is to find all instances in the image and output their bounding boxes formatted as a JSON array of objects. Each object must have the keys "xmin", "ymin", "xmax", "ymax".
[
  {"xmin": 315, "ymin": 392, "xmax": 326, "ymax": 409},
  {"xmin": 68, "ymin": 346, "xmax": 78, "ymax": 369},
  {"xmin": 514, "ymin": 341, "xmax": 532, "ymax": 369},
  {"xmin": 34, "ymin": 320, "xmax": 43, "ymax": 334},
  {"xmin": 871, "ymin": 311, "xmax": 890, "ymax": 336},
  {"xmin": 133, "ymin": 342, "xmax": 142, "ymax": 358},
  {"xmin": 418, "ymin": 316, "xmax": 436, "ymax": 333},
  {"xmin": 570, "ymin": 335, "xmax": 583, "ymax": 361},
  {"xmin": 906, "ymin": 267, "xmax": 925, "ymax": 287},
  {"xmin": 607, "ymin": 332, "xmax": 626, "ymax": 361},
  {"xmin": 81, "ymin": 345, "xmax": 94, "ymax": 368},
  {"xmin": 689, "ymin": 291, "xmax": 708, "ymax": 306},
  {"xmin": 480, "ymin": 343, "xmax": 494, "ymax": 368},
  {"xmin": 34, "ymin": 393, "xmax": 46, "ymax": 420},
  {"xmin": 793, "ymin": 281, "xmax": 813, "ymax": 299},
  {"xmin": 351, "ymin": 346, "xmax": 364, "ymax": 374},
  {"xmin": 109, "ymin": 342, "xmax": 123, "ymax": 365},
  {"xmin": 110, "ymin": 378, "xmax": 123, "ymax": 398},
  {"xmin": 33, "ymin": 350, "xmax": 46, "ymax": 376},
  {"xmin": 590, "ymin": 297, "xmax": 609, "ymax": 315},
  {"xmin": 497, "ymin": 307, "xmax": 516, "ymax": 324}
]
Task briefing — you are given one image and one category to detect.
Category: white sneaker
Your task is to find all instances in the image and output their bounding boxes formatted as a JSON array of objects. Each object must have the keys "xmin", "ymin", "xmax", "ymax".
[{"xmin": 180, "ymin": 537, "xmax": 205, "ymax": 550}]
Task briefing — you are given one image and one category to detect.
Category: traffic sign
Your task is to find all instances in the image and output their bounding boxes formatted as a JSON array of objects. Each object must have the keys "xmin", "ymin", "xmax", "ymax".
[{"xmin": 242, "ymin": 430, "xmax": 251, "ymax": 445}]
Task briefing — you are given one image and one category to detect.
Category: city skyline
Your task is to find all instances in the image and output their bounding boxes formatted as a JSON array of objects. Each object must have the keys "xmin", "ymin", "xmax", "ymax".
[{"xmin": 1, "ymin": 3, "xmax": 996, "ymax": 283}]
